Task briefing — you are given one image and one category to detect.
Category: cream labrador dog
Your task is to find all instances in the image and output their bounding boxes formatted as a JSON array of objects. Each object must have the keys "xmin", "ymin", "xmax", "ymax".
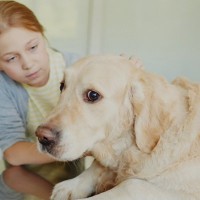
[{"xmin": 36, "ymin": 55, "xmax": 200, "ymax": 200}]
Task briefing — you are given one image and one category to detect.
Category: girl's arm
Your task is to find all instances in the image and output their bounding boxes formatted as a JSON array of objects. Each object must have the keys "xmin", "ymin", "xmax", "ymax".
[
  {"xmin": 4, "ymin": 141, "xmax": 55, "ymax": 166},
  {"xmin": 3, "ymin": 166, "xmax": 53, "ymax": 200}
]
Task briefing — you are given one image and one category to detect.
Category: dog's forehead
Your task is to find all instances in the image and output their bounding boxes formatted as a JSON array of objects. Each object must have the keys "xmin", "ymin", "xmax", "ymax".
[
  {"xmin": 71, "ymin": 55, "xmax": 132, "ymax": 78},
  {"xmin": 63, "ymin": 55, "xmax": 136, "ymax": 97}
]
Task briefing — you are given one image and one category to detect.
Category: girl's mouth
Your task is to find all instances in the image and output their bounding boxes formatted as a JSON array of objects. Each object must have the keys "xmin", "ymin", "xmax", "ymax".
[{"xmin": 26, "ymin": 69, "xmax": 41, "ymax": 79}]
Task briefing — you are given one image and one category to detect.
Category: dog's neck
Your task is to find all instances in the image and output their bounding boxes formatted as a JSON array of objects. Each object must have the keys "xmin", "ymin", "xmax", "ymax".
[{"xmin": 91, "ymin": 130, "xmax": 135, "ymax": 170}]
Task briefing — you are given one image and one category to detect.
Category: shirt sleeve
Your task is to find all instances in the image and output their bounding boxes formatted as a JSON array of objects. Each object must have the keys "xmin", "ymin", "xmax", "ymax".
[{"xmin": 0, "ymin": 84, "xmax": 28, "ymax": 153}]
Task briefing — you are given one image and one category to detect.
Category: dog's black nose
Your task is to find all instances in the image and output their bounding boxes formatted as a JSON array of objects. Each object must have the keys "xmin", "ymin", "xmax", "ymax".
[{"xmin": 35, "ymin": 125, "xmax": 56, "ymax": 147}]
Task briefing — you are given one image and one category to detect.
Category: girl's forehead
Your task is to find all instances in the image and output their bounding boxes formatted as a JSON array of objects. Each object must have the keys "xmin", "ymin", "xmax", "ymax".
[
  {"xmin": 0, "ymin": 27, "xmax": 42, "ymax": 43},
  {"xmin": 0, "ymin": 27, "xmax": 43, "ymax": 56}
]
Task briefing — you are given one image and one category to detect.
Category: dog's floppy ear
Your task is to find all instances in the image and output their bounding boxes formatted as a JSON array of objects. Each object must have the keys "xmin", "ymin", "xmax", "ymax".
[{"xmin": 129, "ymin": 71, "xmax": 171, "ymax": 153}]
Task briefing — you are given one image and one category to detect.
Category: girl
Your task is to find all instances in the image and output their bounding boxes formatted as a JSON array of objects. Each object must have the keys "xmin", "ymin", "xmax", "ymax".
[{"xmin": 0, "ymin": 1, "xmax": 83, "ymax": 199}]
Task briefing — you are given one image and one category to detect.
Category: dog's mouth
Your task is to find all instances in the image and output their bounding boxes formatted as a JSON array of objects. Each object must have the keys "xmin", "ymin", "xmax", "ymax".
[{"xmin": 39, "ymin": 138, "xmax": 56, "ymax": 155}]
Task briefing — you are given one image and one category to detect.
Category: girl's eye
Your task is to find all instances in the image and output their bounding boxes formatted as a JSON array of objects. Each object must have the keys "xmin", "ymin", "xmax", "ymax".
[
  {"xmin": 84, "ymin": 90, "xmax": 102, "ymax": 103},
  {"xmin": 7, "ymin": 56, "xmax": 16, "ymax": 63},
  {"xmin": 60, "ymin": 81, "xmax": 65, "ymax": 92},
  {"xmin": 30, "ymin": 44, "xmax": 38, "ymax": 51}
]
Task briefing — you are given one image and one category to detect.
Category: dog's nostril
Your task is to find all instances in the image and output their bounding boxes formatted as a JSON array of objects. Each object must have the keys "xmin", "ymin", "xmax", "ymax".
[
  {"xmin": 35, "ymin": 126, "xmax": 57, "ymax": 146},
  {"xmin": 38, "ymin": 136, "xmax": 55, "ymax": 146}
]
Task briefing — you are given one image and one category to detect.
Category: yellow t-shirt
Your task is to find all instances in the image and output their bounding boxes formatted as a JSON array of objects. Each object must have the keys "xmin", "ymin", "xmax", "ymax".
[{"xmin": 23, "ymin": 48, "xmax": 65, "ymax": 139}]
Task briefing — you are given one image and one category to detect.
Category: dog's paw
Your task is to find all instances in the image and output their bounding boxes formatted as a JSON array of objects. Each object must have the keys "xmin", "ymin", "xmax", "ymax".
[
  {"xmin": 51, "ymin": 178, "xmax": 91, "ymax": 200},
  {"xmin": 50, "ymin": 180, "xmax": 76, "ymax": 200}
]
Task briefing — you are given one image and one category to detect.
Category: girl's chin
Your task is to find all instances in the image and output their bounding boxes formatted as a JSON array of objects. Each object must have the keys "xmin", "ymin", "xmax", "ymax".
[
  {"xmin": 26, "ymin": 78, "xmax": 49, "ymax": 87},
  {"xmin": 27, "ymin": 75, "xmax": 49, "ymax": 87}
]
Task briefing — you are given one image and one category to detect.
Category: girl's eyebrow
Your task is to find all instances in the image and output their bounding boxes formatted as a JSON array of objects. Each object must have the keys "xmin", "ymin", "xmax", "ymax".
[
  {"xmin": 25, "ymin": 37, "xmax": 40, "ymax": 47},
  {"xmin": 1, "ymin": 37, "xmax": 40, "ymax": 57},
  {"xmin": 1, "ymin": 51, "xmax": 16, "ymax": 58},
  {"xmin": 27, "ymin": 37, "xmax": 40, "ymax": 44}
]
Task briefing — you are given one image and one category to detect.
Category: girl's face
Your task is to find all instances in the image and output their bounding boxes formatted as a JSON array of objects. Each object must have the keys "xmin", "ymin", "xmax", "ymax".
[{"xmin": 0, "ymin": 27, "xmax": 50, "ymax": 87}]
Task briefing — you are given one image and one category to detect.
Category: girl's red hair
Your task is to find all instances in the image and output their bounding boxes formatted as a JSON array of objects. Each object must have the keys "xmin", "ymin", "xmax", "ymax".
[{"xmin": 0, "ymin": 1, "xmax": 44, "ymax": 34}]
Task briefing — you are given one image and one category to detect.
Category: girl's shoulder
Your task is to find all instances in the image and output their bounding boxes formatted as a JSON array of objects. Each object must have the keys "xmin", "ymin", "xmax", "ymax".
[
  {"xmin": 0, "ymin": 72, "xmax": 28, "ymax": 123},
  {"xmin": 0, "ymin": 72, "xmax": 28, "ymax": 103},
  {"xmin": 0, "ymin": 72, "xmax": 23, "ymax": 92}
]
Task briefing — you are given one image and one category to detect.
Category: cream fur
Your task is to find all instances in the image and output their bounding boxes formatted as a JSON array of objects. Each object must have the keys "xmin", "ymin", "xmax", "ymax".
[{"xmin": 36, "ymin": 55, "xmax": 200, "ymax": 200}]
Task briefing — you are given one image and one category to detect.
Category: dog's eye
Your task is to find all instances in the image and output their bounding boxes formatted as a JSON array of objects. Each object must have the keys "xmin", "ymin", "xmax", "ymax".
[
  {"xmin": 84, "ymin": 90, "xmax": 101, "ymax": 103},
  {"xmin": 60, "ymin": 81, "xmax": 65, "ymax": 92}
]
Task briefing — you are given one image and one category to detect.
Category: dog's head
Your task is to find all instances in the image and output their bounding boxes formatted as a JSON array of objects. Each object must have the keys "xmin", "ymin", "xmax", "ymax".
[{"xmin": 36, "ymin": 55, "xmax": 177, "ymax": 161}]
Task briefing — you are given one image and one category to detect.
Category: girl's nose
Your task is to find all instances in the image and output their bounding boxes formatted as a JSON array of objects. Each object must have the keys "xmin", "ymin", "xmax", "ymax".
[
  {"xmin": 21, "ymin": 54, "xmax": 33, "ymax": 70},
  {"xmin": 22, "ymin": 64, "xmax": 32, "ymax": 70}
]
